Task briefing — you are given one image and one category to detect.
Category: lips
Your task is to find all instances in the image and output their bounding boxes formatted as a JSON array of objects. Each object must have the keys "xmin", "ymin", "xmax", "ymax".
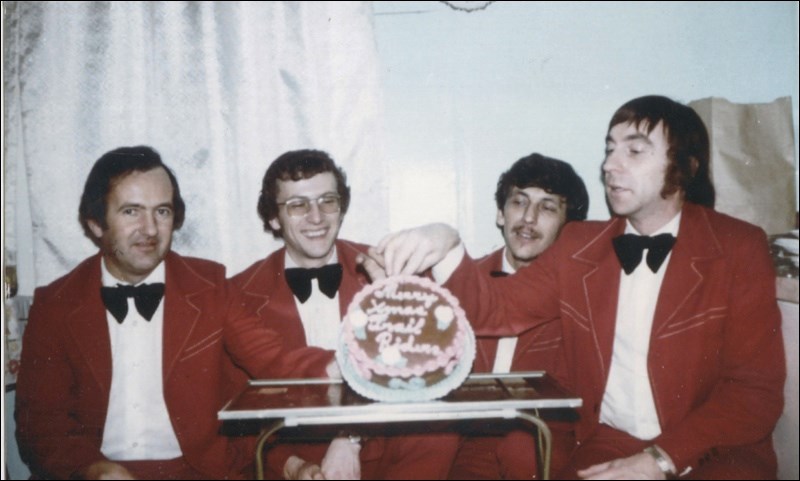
[
  {"xmin": 303, "ymin": 228, "xmax": 329, "ymax": 239},
  {"xmin": 513, "ymin": 228, "xmax": 542, "ymax": 241},
  {"xmin": 606, "ymin": 183, "xmax": 630, "ymax": 196},
  {"xmin": 134, "ymin": 239, "xmax": 159, "ymax": 250}
]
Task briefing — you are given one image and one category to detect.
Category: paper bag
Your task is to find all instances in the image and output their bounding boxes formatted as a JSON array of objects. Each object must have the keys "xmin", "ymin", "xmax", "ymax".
[{"xmin": 689, "ymin": 96, "xmax": 796, "ymax": 235}]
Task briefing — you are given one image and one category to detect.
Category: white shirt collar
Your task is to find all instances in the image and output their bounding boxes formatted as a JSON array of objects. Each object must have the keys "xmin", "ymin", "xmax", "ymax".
[
  {"xmin": 624, "ymin": 211, "xmax": 682, "ymax": 237},
  {"xmin": 501, "ymin": 247, "xmax": 517, "ymax": 274}
]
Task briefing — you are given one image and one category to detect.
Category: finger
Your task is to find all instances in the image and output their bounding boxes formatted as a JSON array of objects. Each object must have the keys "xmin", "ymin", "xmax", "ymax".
[
  {"xmin": 381, "ymin": 234, "xmax": 402, "ymax": 277},
  {"xmin": 299, "ymin": 464, "xmax": 323, "ymax": 480},
  {"xmin": 365, "ymin": 247, "xmax": 386, "ymax": 268},
  {"xmin": 375, "ymin": 230, "xmax": 401, "ymax": 255},
  {"xmin": 401, "ymin": 244, "xmax": 429, "ymax": 276},
  {"xmin": 392, "ymin": 231, "xmax": 425, "ymax": 276},
  {"xmin": 357, "ymin": 253, "xmax": 387, "ymax": 282}
]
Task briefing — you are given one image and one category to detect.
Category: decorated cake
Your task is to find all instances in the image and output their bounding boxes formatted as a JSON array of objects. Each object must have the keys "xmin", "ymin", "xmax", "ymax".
[{"xmin": 337, "ymin": 275, "xmax": 475, "ymax": 402}]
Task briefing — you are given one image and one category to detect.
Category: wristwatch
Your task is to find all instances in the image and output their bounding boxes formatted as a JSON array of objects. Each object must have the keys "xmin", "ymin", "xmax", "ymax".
[{"xmin": 643, "ymin": 445, "xmax": 677, "ymax": 479}]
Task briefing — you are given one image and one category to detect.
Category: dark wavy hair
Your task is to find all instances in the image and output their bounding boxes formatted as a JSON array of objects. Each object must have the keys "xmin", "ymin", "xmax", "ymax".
[
  {"xmin": 495, "ymin": 153, "xmax": 589, "ymax": 222},
  {"xmin": 78, "ymin": 146, "xmax": 185, "ymax": 247},
  {"xmin": 258, "ymin": 149, "xmax": 351, "ymax": 239},
  {"xmin": 608, "ymin": 95, "xmax": 715, "ymax": 207}
]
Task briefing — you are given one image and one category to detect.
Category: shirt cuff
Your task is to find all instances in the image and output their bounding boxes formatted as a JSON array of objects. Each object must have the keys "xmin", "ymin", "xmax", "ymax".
[{"xmin": 431, "ymin": 242, "xmax": 465, "ymax": 284}]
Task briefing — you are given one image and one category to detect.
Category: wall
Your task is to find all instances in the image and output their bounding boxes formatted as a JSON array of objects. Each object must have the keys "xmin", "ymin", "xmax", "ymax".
[{"xmin": 373, "ymin": 1, "xmax": 799, "ymax": 256}]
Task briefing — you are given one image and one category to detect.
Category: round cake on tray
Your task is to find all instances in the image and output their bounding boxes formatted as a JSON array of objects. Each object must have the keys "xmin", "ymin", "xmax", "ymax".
[{"xmin": 337, "ymin": 275, "xmax": 475, "ymax": 402}]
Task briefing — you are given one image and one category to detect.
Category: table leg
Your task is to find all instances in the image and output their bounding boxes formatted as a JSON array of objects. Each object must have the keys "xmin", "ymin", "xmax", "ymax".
[
  {"xmin": 515, "ymin": 411, "xmax": 552, "ymax": 480},
  {"xmin": 255, "ymin": 420, "xmax": 286, "ymax": 480}
]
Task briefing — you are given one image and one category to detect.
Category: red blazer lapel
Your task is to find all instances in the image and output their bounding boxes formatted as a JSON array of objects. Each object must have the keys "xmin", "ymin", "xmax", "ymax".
[
  {"xmin": 62, "ymin": 255, "xmax": 113, "ymax": 392},
  {"xmin": 237, "ymin": 248, "xmax": 310, "ymax": 348},
  {"xmin": 162, "ymin": 252, "xmax": 213, "ymax": 382},
  {"xmin": 571, "ymin": 218, "xmax": 626, "ymax": 380},
  {"xmin": 651, "ymin": 203, "xmax": 723, "ymax": 338}
]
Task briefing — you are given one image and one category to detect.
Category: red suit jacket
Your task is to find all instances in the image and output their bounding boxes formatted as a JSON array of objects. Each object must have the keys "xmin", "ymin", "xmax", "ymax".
[
  {"xmin": 473, "ymin": 248, "xmax": 565, "ymax": 383},
  {"xmin": 445, "ymin": 203, "xmax": 785, "ymax": 475},
  {"xmin": 231, "ymin": 240, "xmax": 458, "ymax": 479},
  {"xmin": 15, "ymin": 251, "xmax": 333, "ymax": 479}
]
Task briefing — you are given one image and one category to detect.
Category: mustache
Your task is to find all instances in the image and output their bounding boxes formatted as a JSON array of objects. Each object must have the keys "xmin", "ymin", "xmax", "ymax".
[{"xmin": 512, "ymin": 226, "xmax": 543, "ymax": 240}]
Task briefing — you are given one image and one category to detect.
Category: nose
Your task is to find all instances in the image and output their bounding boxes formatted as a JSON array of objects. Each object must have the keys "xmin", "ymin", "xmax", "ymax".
[
  {"xmin": 305, "ymin": 202, "xmax": 323, "ymax": 223},
  {"xmin": 523, "ymin": 203, "xmax": 538, "ymax": 224},
  {"xmin": 141, "ymin": 211, "xmax": 158, "ymax": 236},
  {"xmin": 603, "ymin": 150, "xmax": 622, "ymax": 174}
]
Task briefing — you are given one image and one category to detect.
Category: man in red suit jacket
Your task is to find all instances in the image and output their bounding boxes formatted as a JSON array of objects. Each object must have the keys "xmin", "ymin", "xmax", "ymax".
[
  {"xmin": 370, "ymin": 96, "xmax": 785, "ymax": 479},
  {"xmin": 450, "ymin": 153, "xmax": 588, "ymax": 480},
  {"xmin": 15, "ymin": 146, "xmax": 334, "ymax": 480},
  {"xmin": 229, "ymin": 149, "xmax": 458, "ymax": 480}
]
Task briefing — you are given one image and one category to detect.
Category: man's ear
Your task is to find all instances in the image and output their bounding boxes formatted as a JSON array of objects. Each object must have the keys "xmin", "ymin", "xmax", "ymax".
[
  {"xmin": 496, "ymin": 209, "xmax": 506, "ymax": 228},
  {"xmin": 268, "ymin": 217, "xmax": 281, "ymax": 232},
  {"xmin": 88, "ymin": 219, "xmax": 104, "ymax": 240}
]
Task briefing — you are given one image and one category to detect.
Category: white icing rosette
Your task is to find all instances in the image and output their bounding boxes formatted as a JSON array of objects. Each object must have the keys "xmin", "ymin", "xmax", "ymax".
[
  {"xmin": 347, "ymin": 308, "xmax": 369, "ymax": 340},
  {"xmin": 434, "ymin": 305, "xmax": 454, "ymax": 330}
]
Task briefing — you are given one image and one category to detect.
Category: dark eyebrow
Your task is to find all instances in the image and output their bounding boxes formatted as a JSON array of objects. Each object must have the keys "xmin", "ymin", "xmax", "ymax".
[
  {"xmin": 510, "ymin": 190, "xmax": 531, "ymax": 199},
  {"xmin": 606, "ymin": 132, "xmax": 652, "ymax": 144},
  {"xmin": 117, "ymin": 202, "xmax": 173, "ymax": 211},
  {"xmin": 118, "ymin": 203, "xmax": 145, "ymax": 212},
  {"xmin": 623, "ymin": 132, "xmax": 652, "ymax": 143}
]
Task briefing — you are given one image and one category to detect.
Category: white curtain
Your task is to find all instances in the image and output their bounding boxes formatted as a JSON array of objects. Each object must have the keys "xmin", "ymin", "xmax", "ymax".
[{"xmin": 3, "ymin": 0, "xmax": 387, "ymax": 291}]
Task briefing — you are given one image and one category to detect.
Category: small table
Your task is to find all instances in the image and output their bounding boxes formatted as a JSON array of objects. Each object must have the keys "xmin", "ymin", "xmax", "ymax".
[{"xmin": 219, "ymin": 371, "xmax": 581, "ymax": 479}]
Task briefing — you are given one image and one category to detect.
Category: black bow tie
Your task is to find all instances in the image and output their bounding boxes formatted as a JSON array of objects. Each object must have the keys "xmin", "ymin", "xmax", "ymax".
[
  {"xmin": 100, "ymin": 283, "xmax": 165, "ymax": 323},
  {"xmin": 489, "ymin": 271, "xmax": 510, "ymax": 278},
  {"xmin": 612, "ymin": 233, "xmax": 676, "ymax": 275},
  {"xmin": 285, "ymin": 264, "xmax": 343, "ymax": 303}
]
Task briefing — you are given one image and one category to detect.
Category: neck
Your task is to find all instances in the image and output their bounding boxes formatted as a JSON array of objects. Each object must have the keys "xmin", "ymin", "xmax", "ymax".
[
  {"xmin": 286, "ymin": 247, "xmax": 336, "ymax": 269},
  {"xmin": 628, "ymin": 198, "xmax": 683, "ymax": 236},
  {"xmin": 503, "ymin": 248, "xmax": 528, "ymax": 273}
]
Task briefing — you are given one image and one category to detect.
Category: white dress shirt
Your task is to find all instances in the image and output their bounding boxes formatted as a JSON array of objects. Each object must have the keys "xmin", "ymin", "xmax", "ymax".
[
  {"xmin": 599, "ymin": 213, "xmax": 681, "ymax": 440},
  {"xmin": 287, "ymin": 249, "xmax": 342, "ymax": 350},
  {"xmin": 100, "ymin": 260, "xmax": 182, "ymax": 460},
  {"xmin": 491, "ymin": 249, "xmax": 518, "ymax": 373}
]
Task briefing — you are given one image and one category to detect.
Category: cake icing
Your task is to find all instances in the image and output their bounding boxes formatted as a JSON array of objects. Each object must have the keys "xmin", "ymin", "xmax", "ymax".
[{"xmin": 337, "ymin": 275, "xmax": 475, "ymax": 402}]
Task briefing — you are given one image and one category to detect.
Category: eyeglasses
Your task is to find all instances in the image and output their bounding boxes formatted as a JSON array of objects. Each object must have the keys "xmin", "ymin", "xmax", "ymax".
[{"xmin": 277, "ymin": 194, "xmax": 342, "ymax": 217}]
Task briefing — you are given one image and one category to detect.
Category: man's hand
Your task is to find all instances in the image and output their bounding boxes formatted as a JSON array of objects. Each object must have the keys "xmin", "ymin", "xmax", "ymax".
[
  {"xmin": 284, "ymin": 455, "xmax": 325, "ymax": 480},
  {"xmin": 320, "ymin": 436, "xmax": 361, "ymax": 480},
  {"xmin": 577, "ymin": 451, "xmax": 667, "ymax": 480},
  {"xmin": 84, "ymin": 460, "xmax": 136, "ymax": 480},
  {"xmin": 356, "ymin": 252, "xmax": 387, "ymax": 282},
  {"xmin": 373, "ymin": 223, "xmax": 460, "ymax": 276}
]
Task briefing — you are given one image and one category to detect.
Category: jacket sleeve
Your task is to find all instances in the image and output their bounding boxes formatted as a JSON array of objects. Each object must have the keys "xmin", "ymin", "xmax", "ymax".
[
  {"xmin": 15, "ymin": 287, "xmax": 108, "ymax": 479},
  {"xmin": 443, "ymin": 245, "xmax": 562, "ymax": 338},
  {"xmin": 223, "ymin": 280, "xmax": 334, "ymax": 380}
]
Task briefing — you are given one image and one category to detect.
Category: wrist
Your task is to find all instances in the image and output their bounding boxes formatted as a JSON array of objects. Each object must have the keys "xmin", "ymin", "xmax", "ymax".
[{"xmin": 643, "ymin": 445, "xmax": 677, "ymax": 479}]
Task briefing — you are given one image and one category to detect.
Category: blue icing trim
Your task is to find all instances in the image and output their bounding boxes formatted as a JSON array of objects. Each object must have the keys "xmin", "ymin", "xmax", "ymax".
[
  {"xmin": 388, "ymin": 377, "xmax": 427, "ymax": 390},
  {"xmin": 354, "ymin": 326, "xmax": 367, "ymax": 340}
]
